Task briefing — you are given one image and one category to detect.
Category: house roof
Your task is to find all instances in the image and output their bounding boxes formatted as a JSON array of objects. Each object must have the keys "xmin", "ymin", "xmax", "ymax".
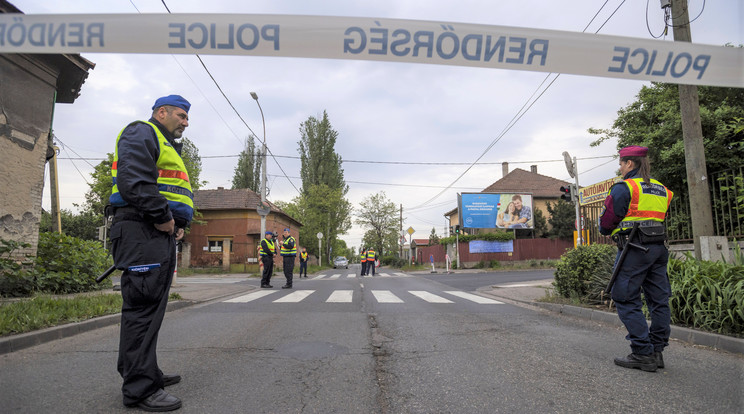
[
  {"xmin": 412, "ymin": 238, "xmax": 430, "ymax": 246},
  {"xmin": 481, "ymin": 168, "xmax": 572, "ymax": 198},
  {"xmin": 194, "ymin": 187, "xmax": 301, "ymax": 225}
]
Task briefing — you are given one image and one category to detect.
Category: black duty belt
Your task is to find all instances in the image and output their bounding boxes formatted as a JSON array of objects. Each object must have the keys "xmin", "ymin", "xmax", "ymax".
[
  {"xmin": 113, "ymin": 206, "xmax": 145, "ymax": 222},
  {"xmin": 618, "ymin": 220, "xmax": 665, "ymax": 228}
]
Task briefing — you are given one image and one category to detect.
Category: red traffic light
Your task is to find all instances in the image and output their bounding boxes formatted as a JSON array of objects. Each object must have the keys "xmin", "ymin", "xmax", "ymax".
[{"xmin": 560, "ymin": 186, "xmax": 572, "ymax": 202}]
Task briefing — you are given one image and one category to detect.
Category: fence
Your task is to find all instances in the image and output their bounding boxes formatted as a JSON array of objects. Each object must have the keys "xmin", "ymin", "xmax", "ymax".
[{"xmin": 416, "ymin": 238, "xmax": 574, "ymax": 268}]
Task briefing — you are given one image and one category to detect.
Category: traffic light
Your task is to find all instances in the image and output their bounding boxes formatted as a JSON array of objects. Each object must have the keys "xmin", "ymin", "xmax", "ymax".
[
  {"xmin": 560, "ymin": 185, "xmax": 572, "ymax": 202},
  {"xmin": 455, "ymin": 225, "xmax": 460, "ymax": 234},
  {"xmin": 449, "ymin": 226, "xmax": 453, "ymax": 235}
]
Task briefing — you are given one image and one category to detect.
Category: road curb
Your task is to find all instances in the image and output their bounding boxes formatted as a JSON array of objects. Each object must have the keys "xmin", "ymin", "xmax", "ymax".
[
  {"xmin": 484, "ymin": 291, "xmax": 744, "ymax": 356},
  {"xmin": 0, "ymin": 286, "xmax": 255, "ymax": 356}
]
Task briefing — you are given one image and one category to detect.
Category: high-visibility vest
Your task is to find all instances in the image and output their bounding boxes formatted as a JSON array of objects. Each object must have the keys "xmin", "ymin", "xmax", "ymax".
[
  {"xmin": 110, "ymin": 121, "xmax": 194, "ymax": 222},
  {"xmin": 367, "ymin": 249, "xmax": 376, "ymax": 261},
  {"xmin": 260, "ymin": 238, "xmax": 275, "ymax": 256},
  {"xmin": 611, "ymin": 177, "xmax": 673, "ymax": 236},
  {"xmin": 300, "ymin": 251, "xmax": 308, "ymax": 261},
  {"xmin": 281, "ymin": 236, "xmax": 297, "ymax": 255},
  {"xmin": 361, "ymin": 251, "xmax": 367, "ymax": 262}
]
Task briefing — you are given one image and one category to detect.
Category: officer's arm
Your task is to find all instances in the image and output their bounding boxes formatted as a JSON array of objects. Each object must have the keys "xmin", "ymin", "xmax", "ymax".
[
  {"xmin": 599, "ymin": 184, "xmax": 630, "ymax": 235},
  {"xmin": 116, "ymin": 123, "xmax": 172, "ymax": 224}
]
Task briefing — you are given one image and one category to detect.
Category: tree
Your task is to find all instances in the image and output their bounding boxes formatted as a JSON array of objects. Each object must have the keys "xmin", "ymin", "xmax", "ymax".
[
  {"xmin": 231, "ymin": 135, "xmax": 261, "ymax": 191},
  {"xmin": 40, "ymin": 209, "xmax": 100, "ymax": 241},
  {"xmin": 546, "ymin": 201, "xmax": 575, "ymax": 239},
  {"xmin": 180, "ymin": 136, "xmax": 207, "ymax": 191},
  {"xmin": 298, "ymin": 111, "xmax": 348, "ymax": 195},
  {"xmin": 428, "ymin": 227, "xmax": 440, "ymax": 245},
  {"xmin": 533, "ymin": 208, "xmax": 548, "ymax": 238},
  {"xmin": 356, "ymin": 192, "xmax": 400, "ymax": 256},
  {"xmin": 81, "ymin": 153, "xmax": 114, "ymax": 216},
  {"xmin": 589, "ymin": 83, "xmax": 744, "ymax": 195}
]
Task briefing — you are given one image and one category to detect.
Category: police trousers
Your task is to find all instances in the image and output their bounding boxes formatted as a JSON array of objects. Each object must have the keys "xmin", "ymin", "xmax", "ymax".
[
  {"xmin": 261, "ymin": 256, "xmax": 274, "ymax": 285},
  {"xmin": 110, "ymin": 218, "xmax": 176, "ymax": 406},
  {"xmin": 283, "ymin": 256, "xmax": 295, "ymax": 286},
  {"xmin": 610, "ymin": 242, "xmax": 671, "ymax": 356}
]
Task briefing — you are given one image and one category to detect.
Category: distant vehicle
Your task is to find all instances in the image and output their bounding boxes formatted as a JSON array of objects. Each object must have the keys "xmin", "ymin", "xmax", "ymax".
[{"xmin": 333, "ymin": 256, "xmax": 348, "ymax": 269}]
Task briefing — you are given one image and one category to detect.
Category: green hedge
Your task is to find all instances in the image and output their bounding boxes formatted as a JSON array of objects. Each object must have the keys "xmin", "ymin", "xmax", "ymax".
[
  {"xmin": 553, "ymin": 244, "xmax": 617, "ymax": 301},
  {"xmin": 0, "ymin": 233, "xmax": 113, "ymax": 297}
]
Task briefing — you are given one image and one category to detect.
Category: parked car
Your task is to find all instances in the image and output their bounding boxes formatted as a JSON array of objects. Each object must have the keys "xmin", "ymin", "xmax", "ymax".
[{"xmin": 333, "ymin": 256, "xmax": 348, "ymax": 269}]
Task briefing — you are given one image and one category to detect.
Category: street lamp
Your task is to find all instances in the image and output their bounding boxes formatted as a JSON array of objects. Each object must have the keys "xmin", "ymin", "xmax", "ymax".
[{"xmin": 251, "ymin": 92, "xmax": 269, "ymax": 239}]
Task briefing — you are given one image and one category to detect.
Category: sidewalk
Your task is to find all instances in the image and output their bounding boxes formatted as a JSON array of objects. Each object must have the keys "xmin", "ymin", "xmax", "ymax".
[
  {"xmin": 2, "ymin": 274, "xmax": 742, "ymax": 356},
  {"xmin": 479, "ymin": 278, "xmax": 744, "ymax": 356}
]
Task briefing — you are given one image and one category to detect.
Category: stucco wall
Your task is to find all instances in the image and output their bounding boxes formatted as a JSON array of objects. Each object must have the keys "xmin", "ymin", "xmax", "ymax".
[{"xmin": 0, "ymin": 55, "xmax": 57, "ymax": 258}]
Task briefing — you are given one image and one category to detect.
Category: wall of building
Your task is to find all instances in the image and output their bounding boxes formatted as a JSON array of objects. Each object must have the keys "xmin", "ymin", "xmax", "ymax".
[{"xmin": 0, "ymin": 55, "xmax": 58, "ymax": 258}]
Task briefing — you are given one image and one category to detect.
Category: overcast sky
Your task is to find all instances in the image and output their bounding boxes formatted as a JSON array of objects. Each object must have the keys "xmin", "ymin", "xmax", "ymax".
[{"xmin": 14, "ymin": 0, "xmax": 742, "ymax": 250}]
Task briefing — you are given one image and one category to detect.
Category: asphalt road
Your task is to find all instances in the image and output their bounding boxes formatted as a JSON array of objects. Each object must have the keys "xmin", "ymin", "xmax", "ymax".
[{"xmin": 1, "ymin": 267, "xmax": 742, "ymax": 413}]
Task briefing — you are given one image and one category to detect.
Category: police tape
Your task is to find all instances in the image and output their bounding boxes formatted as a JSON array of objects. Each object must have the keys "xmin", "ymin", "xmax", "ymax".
[{"xmin": 0, "ymin": 13, "xmax": 741, "ymax": 87}]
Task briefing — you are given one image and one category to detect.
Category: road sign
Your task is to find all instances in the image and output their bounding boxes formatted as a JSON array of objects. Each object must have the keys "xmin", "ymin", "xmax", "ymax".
[
  {"xmin": 317, "ymin": 232, "xmax": 323, "ymax": 239},
  {"xmin": 407, "ymin": 226, "xmax": 415, "ymax": 235}
]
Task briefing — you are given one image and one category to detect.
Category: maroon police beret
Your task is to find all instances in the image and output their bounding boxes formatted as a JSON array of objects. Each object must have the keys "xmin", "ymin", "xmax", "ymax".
[{"xmin": 619, "ymin": 145, "xmax": 648, "ymax": 157}]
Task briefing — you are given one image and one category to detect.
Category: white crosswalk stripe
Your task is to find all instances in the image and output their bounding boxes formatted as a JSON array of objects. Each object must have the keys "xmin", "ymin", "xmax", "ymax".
[
  {"xmin": 409, "ymin": 290, "xmax": 454, "ymax": 303},
  {"xmin": 371, "ymin": 290, "xmax": 404, "ymax": 303},
  {"xmin": 273, "ymin": 290, "xmax": 315, "ymax": 303},
  {"xmin": 326, "ymin": 290, "xmax": 353, "ymax": 303},
  {"xmin": 346, "ymin": 274, "xmax": 356, "ymax": 278},
  {"xmin": 444, "ymin": 291, "xmax": 504, "ymax": 304},
  {"xmin": 223, "ymin": 289, "xmax": 504, "ymax": 305},
  {"xmin": 328, "ymin": 274, "xmax": 341, "ymax": 279},
  {"xmin": 224, "ymin": 290, "xmax": 276, "ymax": 303}
]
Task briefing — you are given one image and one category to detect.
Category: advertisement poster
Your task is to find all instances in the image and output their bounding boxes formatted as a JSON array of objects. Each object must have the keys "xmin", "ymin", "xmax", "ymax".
[
  {"xmin": 469, "ymin": 240, "xmax": 514, "ymax": 253},
  {"xmin": 459, "ymin": 193, "xmax": 534, "ymax": 229}
]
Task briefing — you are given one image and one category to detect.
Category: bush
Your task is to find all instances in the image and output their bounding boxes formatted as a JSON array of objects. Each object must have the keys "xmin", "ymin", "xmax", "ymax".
[
  {"xmin": 381, "ymin": 255, "xmax": 406, "ymax": 268},
  {"xmin": 489, "ymin": 260, "xmax": 501, "ymax": 268},
  {"xmin": 0, "ymin": 239, "xmax": 36, "ymax": 297},
  {"xmin": 668, "ymin": 251, "xmax": 744, "ymax": 336},
  {"xmin": 34, "ymin": 232, "xmax": 113, "ymax": 294},
  {"xmin": 553, "ymin": 244, "xmax": 617, "ymax": 301}
]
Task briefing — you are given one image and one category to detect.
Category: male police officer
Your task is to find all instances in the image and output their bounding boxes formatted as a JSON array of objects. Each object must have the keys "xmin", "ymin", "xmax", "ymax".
[
  {"xmin": 259, "ymin": 231, "xmax": 275, "ymax": 288},
  {"xmin": 280, "ymin": 228, "xmax": 297, "ymax": 288},
  {"xmin": 366, "ymin": 247, "xmax": 377, "ymax": 276},
  {"xmin": 599, "ymin": 145, "xmax": 673, "ymax": 373},
  {"xmin": 299, "ymin": 247, "xmax": 308, "ymax": 278},
  {"xmin": 109, "ymin": 95, "xmax": 193, "ymax": 411},
  {"xmin": 360, "ymin": 248, "xmax": 367, "ymax": 276}
]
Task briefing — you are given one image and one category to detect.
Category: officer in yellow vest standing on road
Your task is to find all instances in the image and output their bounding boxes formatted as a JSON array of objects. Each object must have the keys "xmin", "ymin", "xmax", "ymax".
[
  {"xmin": 366, "ymin": 247, "xmax": 377, "ymax": 276},
  {"xmin": 259, "ymin": 231, "xmax": 276, "ymax": 288},
  {"xmin": 280, "ymin": 228, "xmax": 297, "ymax": 288},
  {"xmin": 599, "ymin": 145, "xmax": 673, "ymax": 373},
  {"xmin": 299, "ymin": 247, "xmax": 308, "ymax": 278},
  {"xmin": 109, "ymin": 94, "xmax": 194, "ymax": 412},
  {"xmin": 360, "ymin": 248, "xmax": 367, "ymax": 276}
]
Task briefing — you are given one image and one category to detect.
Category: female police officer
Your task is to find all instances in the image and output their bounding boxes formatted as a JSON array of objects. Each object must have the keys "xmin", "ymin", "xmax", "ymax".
[{"xmin": 599, "ymin": 145, "xmax": 673, "ymax": 373}]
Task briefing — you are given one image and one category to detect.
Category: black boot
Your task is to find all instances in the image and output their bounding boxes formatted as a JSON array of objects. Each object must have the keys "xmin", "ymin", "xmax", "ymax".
[
  {"xmin": 654, "ymin": 351, "xmax": 664, "ymax": 368},
  {"xmin": 614, "ymin": 353, "xmax": 657, "ymax": 372},
  {"xmin": 282, "ymin": 284, "xmax": 292, "ymax": 289}
]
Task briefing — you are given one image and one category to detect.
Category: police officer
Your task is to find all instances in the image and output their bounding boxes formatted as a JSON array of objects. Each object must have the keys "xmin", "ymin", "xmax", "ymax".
[
  {"xmin": 299, "ymin": 247, "xmax": 308, "ymax": 278},
  {"xmin": 360, "ymin": 248, "xmax": 367, "ymax": 276},
  {"xmin": 109, "ymin": 95, "xmax": 194, "ymax": 411},
  {"xmin": 280, "ymin": 228, "xmax": 297, "ymax": 288},
  {"xmin": 259, "ymin": 231, "xmax": 276, "ymax": 288},
  {"xmin": 599, "ymin": 145, "xmax": 673, "ymax": 373},
  {"xmin": 366, "ymin": 247, "xmax": 377, "ymax": 276}
]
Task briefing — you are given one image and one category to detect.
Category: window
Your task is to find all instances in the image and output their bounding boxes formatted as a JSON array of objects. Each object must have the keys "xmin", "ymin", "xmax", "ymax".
[{"xmin": 207, "ymin": 237, "xmax": 233, "ymax": 253}]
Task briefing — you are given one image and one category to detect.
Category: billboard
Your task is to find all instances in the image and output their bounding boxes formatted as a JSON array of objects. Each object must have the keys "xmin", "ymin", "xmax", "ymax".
[
  {"xmin": 579, "ymin": 177, "xmax": 622, "ymax": 206},
  {"xmin": 459, "ymin": 193, "xmax": 534, "ymax": 229}
]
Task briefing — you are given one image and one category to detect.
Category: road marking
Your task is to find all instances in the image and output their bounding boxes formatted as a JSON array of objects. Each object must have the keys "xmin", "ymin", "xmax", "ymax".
[
  {"xmin": 378, "ymin": 273, "xmax": 389, "ymax": 277},
  {"xmin": 328, "ymin": 274, "xmax": 341, "ymax": 279},
  {"xmin": 409, "ymin": 291, "xmax": 454, "ymax": 303},
  {"xmin": 311, "ymin": 274, "xmax": 326, "ymax": 280},
  {"xmin": 371, "ymin": 290, "xmax": 404, "ymax": 303},
  {"xmin": 224, "ymin": 290, "xmax": 276, "ymax": 303},
  {"xmin": 346, "ymin": 274, "xmax": 356, "ymax": 278},
  {"xmin": 494, "ymin": 282, "xmax": 549, "ymax": 287},
  {"xmin": 273, "ymin": 290, "xmax": 315, "ymax": 303},
  {"xmin": 394, "ymin": 273, "xmax": 407, "ymax": 277},
  {"xmin": 326, "ymin": 290, "xmax": 353, "ymax": 303},
  {"xmin": 444, "ymin": 291, "xmax": 504, "ymax": 304}
]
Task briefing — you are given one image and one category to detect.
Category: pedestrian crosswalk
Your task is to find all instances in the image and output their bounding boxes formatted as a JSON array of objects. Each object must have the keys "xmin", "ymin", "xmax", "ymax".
[
  {"xmin": 224, "ymin": 289, "xmax": 504, "ymax": 305},
  {"xmin": 310, "ymin": 272, "xmax": 408, "ymax": 280}
]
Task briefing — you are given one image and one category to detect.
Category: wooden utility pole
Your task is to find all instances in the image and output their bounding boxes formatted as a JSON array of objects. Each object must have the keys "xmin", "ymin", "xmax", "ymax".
[
  {"xmin": 48, "ymin": 142, "xmax": 62, "ymax": 234},
  {"xmin": 671, "ymin": 0, "xmax": 714, "ymax": 259},
  {"xmin": 399, "ymin": 204, "xmax": 403, "ymax": 258}
]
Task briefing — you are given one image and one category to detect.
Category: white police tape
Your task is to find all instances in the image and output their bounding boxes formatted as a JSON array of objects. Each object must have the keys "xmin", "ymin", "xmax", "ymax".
[{"xmin": 0, "ymin": 13, "xmax": 741, "ymax": 87}]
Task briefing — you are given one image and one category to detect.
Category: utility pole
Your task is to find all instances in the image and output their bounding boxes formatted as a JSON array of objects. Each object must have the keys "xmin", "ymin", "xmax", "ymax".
[
  {"xmin": 399, "ymin": 204, "xmax": 403, "ymax": 258},
  {"xmin": 48, "ymin": 142, "xmax": 62, "ymax": 234},
  {"xmin": 670, "ymin": 0, "xmax": 714, "ymax": 259}
]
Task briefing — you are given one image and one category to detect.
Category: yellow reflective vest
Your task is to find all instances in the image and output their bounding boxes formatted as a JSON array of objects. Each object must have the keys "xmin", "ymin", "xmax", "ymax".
[
  {"xmin": 260, "ymin": 238, "xmax": 275, "ymax": 256},
  {"xmin": 110, "ymin": 121, "xmax": 194, "ymax": 222},
  {"xmin": 611, "ymin": 177, "xmax": 673, "ymax": 236},
  {"xmin": 281, "ymin": 236, "xmax": 297, "ymax": 256}
]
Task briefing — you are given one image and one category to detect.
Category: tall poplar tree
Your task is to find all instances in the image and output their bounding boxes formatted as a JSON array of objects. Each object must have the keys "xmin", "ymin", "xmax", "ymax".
[
  {"xmin": 298, "ymin": 110, "xmax": 348, "ymax": 195},
  {"xmin": 231, "ymin": 135, "xmax": 261, "ymax": 191}
]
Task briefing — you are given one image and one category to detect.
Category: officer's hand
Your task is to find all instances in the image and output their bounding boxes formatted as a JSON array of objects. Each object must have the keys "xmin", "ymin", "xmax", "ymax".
[
  {"xmin": 175, "ymin": 227, "xmax": 185, "ymax": 241},
  {"xmin": 155, "ymin": 219, "xmax": 175, "ymax": 235}
]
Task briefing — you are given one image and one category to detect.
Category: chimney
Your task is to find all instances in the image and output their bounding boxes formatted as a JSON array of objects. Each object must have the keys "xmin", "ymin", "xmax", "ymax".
[
  {"xmin": 217, "ymin": 186, "xmax": 224, "ymax": 190},
  {"xmin": 530, "ymin": 164, "xmax": 537, "ymax": 174},
  {"xmin": 502, "ymin": 162, "xmax": 509, "ymax": 177}
]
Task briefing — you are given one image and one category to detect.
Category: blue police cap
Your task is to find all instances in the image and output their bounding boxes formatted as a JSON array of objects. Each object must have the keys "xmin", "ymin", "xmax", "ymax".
[
  {"xmin": 152, "ymin": 95, "xmax": 191, "ymax": 113},
  {"xmin": 265, "ymin": 231, "xmax": 273, "ymax": 235}
]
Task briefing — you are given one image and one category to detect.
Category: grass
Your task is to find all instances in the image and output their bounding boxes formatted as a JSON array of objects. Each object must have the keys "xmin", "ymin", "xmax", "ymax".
[{"xmin": 0, "ymin": 293, "xmax": 123, "ymax": 336}]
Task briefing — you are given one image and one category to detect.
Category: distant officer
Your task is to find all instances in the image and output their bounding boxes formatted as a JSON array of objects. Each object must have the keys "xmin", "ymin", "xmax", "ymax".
[
  {"xmin": 280, "ymin": 228, "xmax": 297, "ymax": 288},
  {"xmin": 599, "ymin": 145, "xmax": 673, "ymax": 373},
  {"xmin": 360, "ymin": 248, "xmax": 367, "ymax": 276},
  {"xmin": 366, "ymin": 247, "xmax": 377, "ymax": 276},
  {"xmin": 299, "ymin": 247, "xmax": 308, "ymax": 278},
  {"xmin": 259, "ymin": 231, "xmax": 275, "ymax": 288}
]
